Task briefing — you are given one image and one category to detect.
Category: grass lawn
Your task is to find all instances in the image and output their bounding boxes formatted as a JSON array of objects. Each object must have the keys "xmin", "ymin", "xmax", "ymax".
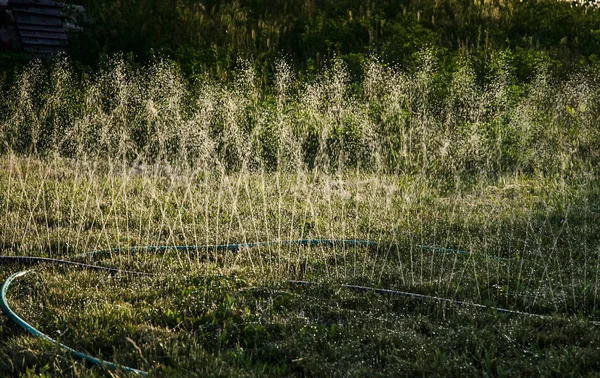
[{"xmin": 1, "ymin": 155, "xmax": 600, "ymax": 377}]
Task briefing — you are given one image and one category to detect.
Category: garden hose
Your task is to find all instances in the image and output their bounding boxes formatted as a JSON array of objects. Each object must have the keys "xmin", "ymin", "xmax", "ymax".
[
  {"xmin": 1, "ymin": 239, "xmax": 594, "ymax": 375},
  {"xmin": 0, "ymin": 270, "xmax": 148, "ymax": 376},
  {"xmin": 0, "ymin": 239, "xmax": 374, "ymax": 375}
]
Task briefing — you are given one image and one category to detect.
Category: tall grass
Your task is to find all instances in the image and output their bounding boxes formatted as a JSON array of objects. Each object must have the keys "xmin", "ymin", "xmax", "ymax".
[{"xmin": 1, "ymin": 52, "xmax": 597, "ymax": 180}]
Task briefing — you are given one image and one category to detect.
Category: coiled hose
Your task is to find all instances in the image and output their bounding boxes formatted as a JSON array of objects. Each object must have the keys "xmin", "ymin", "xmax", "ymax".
[{"xmin": 0, "ymin": 239, "xmax": 590, "ymax": 375}]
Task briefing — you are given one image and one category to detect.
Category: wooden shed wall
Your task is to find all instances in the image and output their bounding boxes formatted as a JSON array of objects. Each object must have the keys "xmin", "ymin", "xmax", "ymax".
[{"xmin": 1, "ymin": 0, "xmax": 67, "ymax": 55}]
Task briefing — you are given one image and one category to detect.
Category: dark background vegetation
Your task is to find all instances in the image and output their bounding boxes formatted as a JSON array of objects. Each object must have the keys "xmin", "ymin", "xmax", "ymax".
[{"xmin": 4, "ymin": 0, "xmax": 600, "ymax": 85}]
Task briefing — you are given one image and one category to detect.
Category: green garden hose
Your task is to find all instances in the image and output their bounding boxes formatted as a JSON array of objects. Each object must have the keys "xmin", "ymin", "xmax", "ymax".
[
  {"xmin": 1, "ymin": 239, "xmax": 593, "ymax": 375},
  {"xmin": 0, "ymin": 270, "xmax": 148, "ymax": 376},
  {"xmin": 0, "ymin": 239, "xmax": 374, "ymax": 375}
]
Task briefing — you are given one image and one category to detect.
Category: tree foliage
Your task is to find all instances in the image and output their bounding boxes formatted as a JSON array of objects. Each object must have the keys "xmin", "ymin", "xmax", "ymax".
[{"xmin": 59, "ymin": 0, "xmax": 600, "ymax": 80}]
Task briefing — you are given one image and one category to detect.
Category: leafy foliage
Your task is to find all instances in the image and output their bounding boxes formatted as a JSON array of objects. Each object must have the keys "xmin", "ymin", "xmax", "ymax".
[{"xmin": 59, "ymin": 0, "xmax": 600, "ymax": 81}]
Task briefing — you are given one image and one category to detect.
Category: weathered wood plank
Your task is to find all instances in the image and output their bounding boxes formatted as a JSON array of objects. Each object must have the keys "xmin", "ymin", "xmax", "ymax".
[
  {"xmin": 9, "ymin": 0, "xmax": 61, "ymax": 7},
  {"xmin": 19, "ymin": 30, "xmax": 67, "ymax": 40},
  {"xmin": 20, "ymin": 36, "xmax": 64, "ymax": 46},
  {"xmin": 18, "ymin": 24, "xmax": 65, "ymax": 33},
  {"xmin": 11, "ymin": 7, "xmax": 64, "ymax": 17},
  {"xmin": 13, "ymin": 13, "xmax": 62, "ymax": 26}
]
